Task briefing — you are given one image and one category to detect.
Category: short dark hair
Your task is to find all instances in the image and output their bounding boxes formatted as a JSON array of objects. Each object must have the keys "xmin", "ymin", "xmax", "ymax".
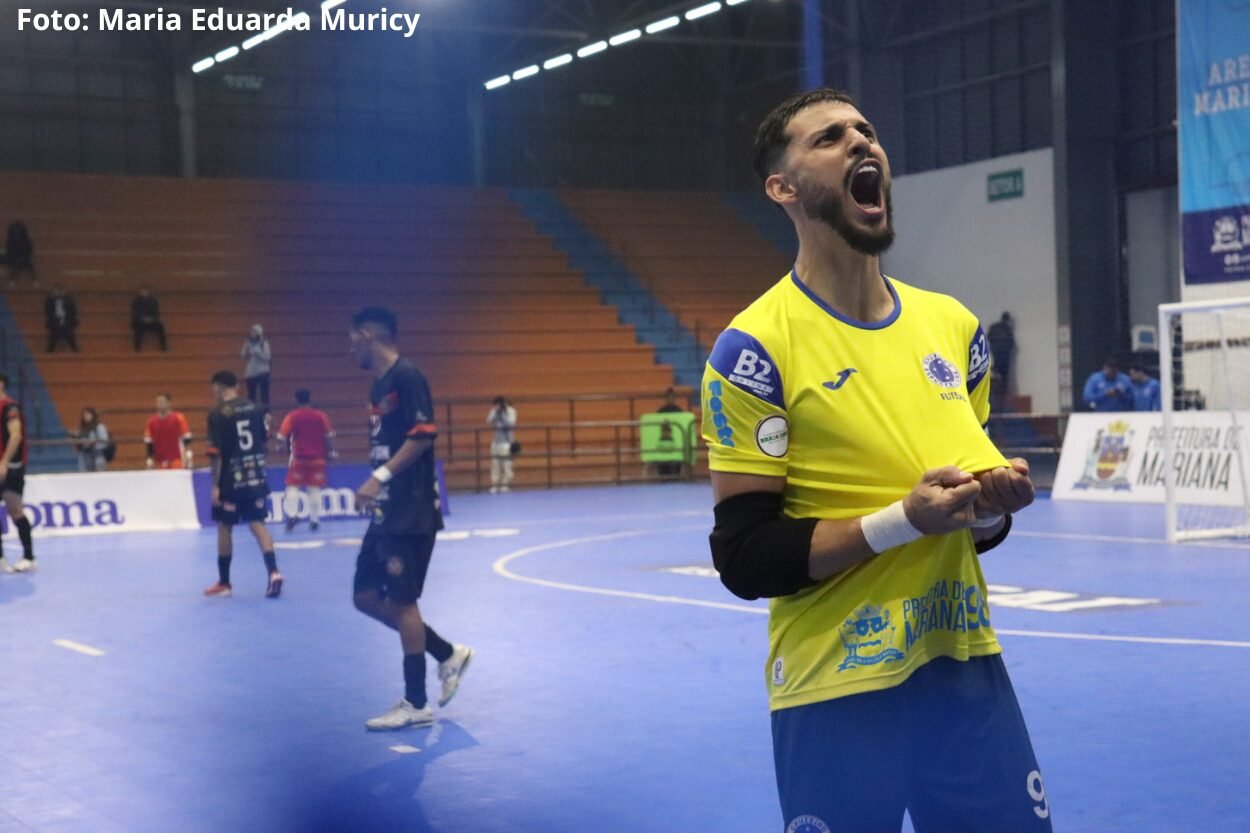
[
  {"xmin": 295, "ymin": 388, "xmax": 311, "ymax": 405},
  {"xmin": 351, "ymin": 306, "xmax": 397, "ymax": 342},
  {"xmin": 0, "ymin": 373, "xmax": 9, "ymax": 388},
  {"xmin": 1103, "ymin": 358, "xmax": 1119, "ymax": 371},
  {"xmin": 211, "ymin": 370, "xmax": 238, "ymax": 387},
  {"xmin": 1129, "ymin": 362, "xmax": 1145, "ymax": 373},
  {"xmin": 753, "ymin": 88, "xmax": 859, "ymax": 183},
  {"xmin": 157, "ymin": 392, "xmax": 172, "ymax": 401}
]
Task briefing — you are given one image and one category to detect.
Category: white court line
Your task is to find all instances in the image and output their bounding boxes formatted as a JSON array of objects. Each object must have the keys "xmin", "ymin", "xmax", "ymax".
[
  {"xmin": 472, "ymin": 508, "xmax": 707, "ymax": 531},
  {"xmin": 53, "ymin": 639, "xmax": 106, "ymax": 657},
  {"xmin": 492, "ymin": 529, "xmax": 1250, "ymax": 649},
  {"xmin": 389, "ymin": 745, "xmax": 421, "ymax": 754},
  {"xmin": 1013, "ymin": 530, "xmax": 1250, "ymax": 550}
]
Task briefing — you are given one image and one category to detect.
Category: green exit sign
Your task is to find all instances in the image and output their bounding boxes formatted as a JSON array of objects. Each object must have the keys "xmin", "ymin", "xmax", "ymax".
[{"xmin": 987, "ymin": 169, "xmax": 1024, "ymax": 201}]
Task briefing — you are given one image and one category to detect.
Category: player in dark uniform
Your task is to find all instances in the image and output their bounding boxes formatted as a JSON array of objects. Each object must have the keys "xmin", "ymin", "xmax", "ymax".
[
  {"xmin": 0, "ymin": 374, "xmax": 35, "ymax": 574},
  {"xmin": 349, "ymin": 307, "xmax": 472, "ymax": 731},
  {"xmin": 202, "ymin": 370, "xmax": 282, "ymax": 599}
]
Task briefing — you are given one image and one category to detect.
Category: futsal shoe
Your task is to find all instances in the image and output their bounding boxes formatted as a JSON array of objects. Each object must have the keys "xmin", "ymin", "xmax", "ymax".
[
  {"xmin": 365, "ymin": 699, "xmax": 434, "ymax": 731},
  {"xmin": 203, "ymin": 582, "xmax": 233, "ymax": 598},
  {"xmin": 309, "ymin": 521, "xmax": 320, "ymax": 532},
  {"xmin": 11, "ymin": 558, "xmax": 35, "ymax": 573},
  {"xmin": 284, "ymin": 516, "xmax": 298, "ymax": 532},
  {"xmin": 0, "ymin": 557, "xmax": 12, "ymax": 574},
  {"xmin": 438, "ymin": 644, "xmax": 474, "ymax": 707},
  {"xmin": 265, "ymin": 571, "xmax": 283, "ymax": 599}
]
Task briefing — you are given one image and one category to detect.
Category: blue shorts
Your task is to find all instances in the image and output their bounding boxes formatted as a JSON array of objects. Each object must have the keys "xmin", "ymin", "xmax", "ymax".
[{"xmin": 771, "ymin": 654, "xmax": 1052, "ymax": 833}]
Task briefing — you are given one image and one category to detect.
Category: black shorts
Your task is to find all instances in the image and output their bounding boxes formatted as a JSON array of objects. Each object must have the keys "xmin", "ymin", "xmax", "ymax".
[
  {"xmin": 353, "ymin": 526, "xmax": 436, "ymax": 606},
  {"xmin": 1, "ymin": 467, "xmax": 25, "ymax": 497},
  {"xmin": 212, "ymin": 486, "xmax": 270, "ymax": 525}
]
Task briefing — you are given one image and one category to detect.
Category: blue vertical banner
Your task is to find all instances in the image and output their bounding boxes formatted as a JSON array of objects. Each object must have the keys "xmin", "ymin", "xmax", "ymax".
[{"xmin": 1178, "ymin": 0, "xmax": 1250, "ymax": 284}]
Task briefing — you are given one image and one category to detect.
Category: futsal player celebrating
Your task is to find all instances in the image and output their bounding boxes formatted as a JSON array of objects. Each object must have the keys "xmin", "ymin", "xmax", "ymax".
[
  {"xmin": 0, "ymin": 374, "xmax": 35, "ymax": 574},
  {"xmin": 702, "ymin": 89, "xmax": 1050, "ymax": 832},
  {"xmin": 203, "ymin": 370, "xmax": 282, "ymax": 599},
  {"xmin": 145, "ymin": 393, "xmax": 193, "ymax": 469},
  {"xmin": 276, "ymin": 388, "xmax": 336, "ymax": 532},
  {"xmin": 349, "ymin": 307, "xmax": 471, "ymax": 731}
]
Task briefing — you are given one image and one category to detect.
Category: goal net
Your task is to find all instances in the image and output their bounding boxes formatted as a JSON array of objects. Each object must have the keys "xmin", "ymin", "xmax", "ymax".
[{"xmin": 1159, "ymin": 297, "xmax": 1250, "ymax": 542}]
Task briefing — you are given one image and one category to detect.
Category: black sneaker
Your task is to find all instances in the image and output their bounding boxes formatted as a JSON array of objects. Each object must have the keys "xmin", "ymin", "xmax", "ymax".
[
  {"xmin": 284, "ymin": 516, "xmax": 298, "ymax": 532},
  {"xmin": 309, "ymin": 521, "xmax": 319, "ymax": 532}
]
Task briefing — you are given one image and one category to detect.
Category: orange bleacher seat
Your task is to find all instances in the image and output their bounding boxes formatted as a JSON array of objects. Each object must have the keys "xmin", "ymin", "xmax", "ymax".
[{"xmin": 1, "ymin": 174, "xmax": 694, "ymax": 476}]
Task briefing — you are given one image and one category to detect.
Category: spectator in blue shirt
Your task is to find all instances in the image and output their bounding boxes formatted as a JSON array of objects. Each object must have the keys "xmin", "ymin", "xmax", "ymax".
[
  {"xmin": 1129, "ymin": 363, "xmax": 1162, "ymax": 411},
  {"xmin": 1082, "ymin": 359, "xmax": 1134, "ymax": 411}
]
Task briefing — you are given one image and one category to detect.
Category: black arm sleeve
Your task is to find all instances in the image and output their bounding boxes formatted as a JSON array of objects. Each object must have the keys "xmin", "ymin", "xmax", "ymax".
[
  {"xmin": 974, "ymin": 513, "xmax": 1013, "ymax": 554},
  {"xmin": 709, "ymin": 491, "xmax": 820, "ymax": 601}
]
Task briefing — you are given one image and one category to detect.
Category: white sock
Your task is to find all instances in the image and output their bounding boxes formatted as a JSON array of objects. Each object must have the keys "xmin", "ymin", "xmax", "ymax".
[
  {"xmin": 307, "ymin": 487, "xmax": 322, "ymax": 523},
  {"xmin": 284, "ymin": 486, "xmax": 300, "ymax": 520}
]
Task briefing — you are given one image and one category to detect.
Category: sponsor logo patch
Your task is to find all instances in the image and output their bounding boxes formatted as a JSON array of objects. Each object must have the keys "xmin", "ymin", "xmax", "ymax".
[{"xmin": 755, "ymin": 416, "xmax": 789, "ymax": 458}]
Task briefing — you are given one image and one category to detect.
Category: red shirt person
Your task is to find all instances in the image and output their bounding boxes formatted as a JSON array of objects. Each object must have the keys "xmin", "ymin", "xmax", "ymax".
[
  {"xmin": 145, "ymin": 394, "xmax": 193, "ymax": 469},
  {"xmin": 277, "ymin": 388, "xmax": 335, "ymax": 531}
]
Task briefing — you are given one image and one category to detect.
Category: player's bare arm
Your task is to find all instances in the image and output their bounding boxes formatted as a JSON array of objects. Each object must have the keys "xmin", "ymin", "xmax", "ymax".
[
  {"xmin": 210, "ymin": 454, "xmax": 222, "ymax": 505},
  {"xmin": 355, "ymin": 436, "xmax": 433, "ymax": 512},
  {"xmin": 0, "ymin": 415, "xmax": 21, "ymax": 481}
]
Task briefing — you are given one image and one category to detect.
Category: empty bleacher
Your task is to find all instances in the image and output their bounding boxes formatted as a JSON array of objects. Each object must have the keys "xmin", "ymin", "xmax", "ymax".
[
  {"xmin": 0, "ymin": 173, "xmax": 687, "ymax": 487},
  {"xmin": 559, "ymin": 190, "xmax": 790, "ymax": 352}
]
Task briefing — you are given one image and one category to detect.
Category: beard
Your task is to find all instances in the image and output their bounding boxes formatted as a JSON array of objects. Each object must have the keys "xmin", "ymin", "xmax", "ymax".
[{"xmin": 802, "ymin": 180, "xmax": 895, "ymax": 256}]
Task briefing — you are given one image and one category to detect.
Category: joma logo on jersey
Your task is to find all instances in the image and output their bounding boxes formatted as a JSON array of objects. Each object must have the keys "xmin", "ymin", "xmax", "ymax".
[
  {"xmin": 822, "ymin": 368, "xmax": 858, "ymax": 391},
  {"xmin": 728, "ymin": 349, "xmax": 776, "ymax": 397}
]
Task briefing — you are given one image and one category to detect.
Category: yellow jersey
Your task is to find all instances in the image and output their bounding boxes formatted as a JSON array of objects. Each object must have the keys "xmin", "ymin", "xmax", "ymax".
[{"xmin": 702, "ymin": 271, "xmax": 1009, "ymax": 711}]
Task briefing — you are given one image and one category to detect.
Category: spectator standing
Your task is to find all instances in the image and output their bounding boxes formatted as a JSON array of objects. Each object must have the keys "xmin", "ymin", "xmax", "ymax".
[
  {"xmin": 44, "ymin": 284, "xmax": 79, "ymax": 353},
  {"xmin": 657, "ymin": 387, "xmax": 684, "ymax": 414},
  {"xmin": 241, "ymin": 324, "xmax": 272, "ymax": 408},
  {"xmin": 1082, "ymin": 359, "xmax": 1134, "ymax": 412},
  {"xmin": 486, "ymin": 395, "xmax": 517, "ymax": 494},
  {"xmin": 3, "ymin": 221, "xmax": 37, "ymax": 287},
  {"xmin": 75, "ymin": 407, "xmax": 111, "ymax": 472},
  {"xmin": 987, "ymin": 312, "xmax": 1016, "ymax": 406},
  {"xmin": 131, "ymin": 284, "xmax": 168, "ymax": 351},
  {"xmin": 1129, "ymin": 363, "xmax": 1162, "ymax": 412}
]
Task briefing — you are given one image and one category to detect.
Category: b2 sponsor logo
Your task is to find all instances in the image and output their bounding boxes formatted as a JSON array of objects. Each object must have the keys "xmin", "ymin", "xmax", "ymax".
[{"xmin": 733, "ymin": 349, "xmax": 773, "ymax": 384}]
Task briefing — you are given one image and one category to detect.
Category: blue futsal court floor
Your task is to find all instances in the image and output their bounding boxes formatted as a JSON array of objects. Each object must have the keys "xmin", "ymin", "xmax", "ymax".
[{"xmin": 2, "ymin": 483, "xmax": 1249, "ymax": 833}]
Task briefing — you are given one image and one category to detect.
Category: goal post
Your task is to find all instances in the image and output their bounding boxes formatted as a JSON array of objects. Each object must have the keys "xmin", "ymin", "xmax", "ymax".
[{"xmin": 1158, "ymin": 296, "xmax": 1250, "ymax": 542}]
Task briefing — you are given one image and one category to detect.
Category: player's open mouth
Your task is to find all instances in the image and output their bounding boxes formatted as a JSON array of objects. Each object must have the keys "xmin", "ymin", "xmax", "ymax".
[{"xmin": 848, "ymin": 160, "xmax": 885, "ymax": 220}]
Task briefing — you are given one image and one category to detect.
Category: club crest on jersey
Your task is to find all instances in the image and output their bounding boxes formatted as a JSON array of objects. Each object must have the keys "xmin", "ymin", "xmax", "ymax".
[
  {"xmin": 922, "ymin": 353, "xmax": 963, "ymax": 389},
  {"xmin": 838, "ymin": 604, "xmax": 905, "ymax": 671},
  {"xmin": 786, "ymin": 815, "xmax": 831, "ymax": 833}
]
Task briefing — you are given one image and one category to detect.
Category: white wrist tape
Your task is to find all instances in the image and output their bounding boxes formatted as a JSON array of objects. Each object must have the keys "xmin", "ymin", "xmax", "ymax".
[
  {"xmin": 970, "ymin": 513, "xmax": 1005, "ymax": 529},
  {"xmin": 372, "ymin": 466, "xmax": 393, "ymax": 484},
  {"xmin": 861, "ymin": 501, "xmax": 924, "ymax": 554}
]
